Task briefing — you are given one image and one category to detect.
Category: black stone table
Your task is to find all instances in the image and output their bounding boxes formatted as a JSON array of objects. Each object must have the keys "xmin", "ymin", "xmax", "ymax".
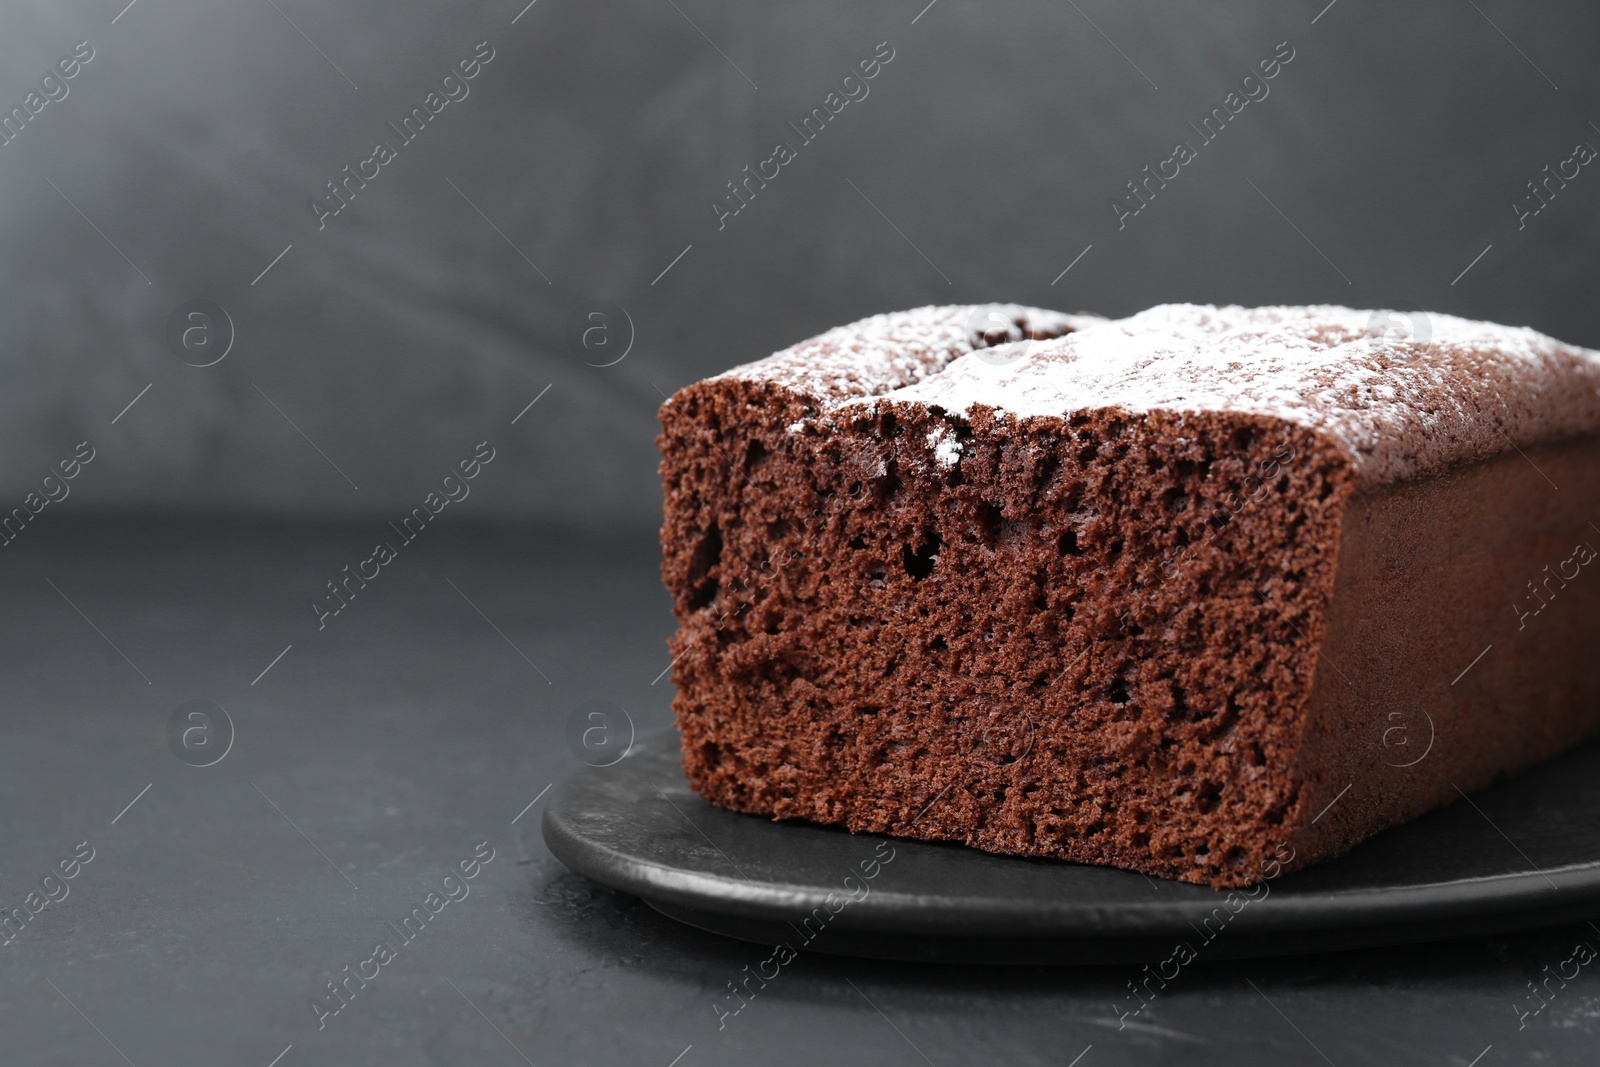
[{"xmin": 0, "ymin": 519, "xmax": 1594, "ymax": 1066}]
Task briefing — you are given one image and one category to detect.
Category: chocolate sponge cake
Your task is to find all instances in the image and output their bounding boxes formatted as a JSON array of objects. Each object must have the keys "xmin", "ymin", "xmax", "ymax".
[{"xmin": 657, "ymin": 304, "xmax": 1600, "ymax": 887}]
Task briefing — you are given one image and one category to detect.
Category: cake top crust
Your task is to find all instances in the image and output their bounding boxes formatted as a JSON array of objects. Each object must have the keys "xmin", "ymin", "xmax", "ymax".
[
  {"xmin": 712, "ymin": 304, "xmax": 1104, "ymax": 403},
  {"xmin": 712, "ymin": 303, "xmax": 1600, "ymax": 488}
]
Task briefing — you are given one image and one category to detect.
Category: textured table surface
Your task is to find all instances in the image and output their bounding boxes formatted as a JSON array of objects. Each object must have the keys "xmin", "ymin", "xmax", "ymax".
[{"xmin": 0, "ymin": 520, "xmax": 1594, "ymax": 1067}]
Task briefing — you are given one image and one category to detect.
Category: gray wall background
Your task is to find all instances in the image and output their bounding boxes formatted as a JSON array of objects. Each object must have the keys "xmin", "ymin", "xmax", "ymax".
[{"xmin": 0, "ymin": 0, "xmax": 1595, "ymax": 528}]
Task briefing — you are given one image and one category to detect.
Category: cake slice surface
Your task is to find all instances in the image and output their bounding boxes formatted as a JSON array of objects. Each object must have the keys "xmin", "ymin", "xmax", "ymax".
[{"xmin": 658, "ymin": 303, "xmax": 1600, "ymax": 887}]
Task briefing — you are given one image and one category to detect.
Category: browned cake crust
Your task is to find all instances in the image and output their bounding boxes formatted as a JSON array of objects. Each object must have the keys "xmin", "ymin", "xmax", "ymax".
[{"xmin": 658, "ymin": 304, "xmax": 1600, "ymax": 887}]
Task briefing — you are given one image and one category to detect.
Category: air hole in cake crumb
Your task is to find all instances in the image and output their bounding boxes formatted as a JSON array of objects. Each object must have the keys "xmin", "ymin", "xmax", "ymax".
[
  {"xmin": 1083, "ymin": 822, "xmax": 1106, "ymax": 838},
  {"xmin": 847, "ymin": 482, "xmax": 863, "ymax": 498},
  {"xmin": 1131, "ymin": 831, "xmax": 1151, "ymax": 849},
  {"xmin": 1204, "ymin": 695, "xmax": 1241, "ymax": 738},
  {"xmin": 1057, "ymin": 530, "xmax": 1082, "ymax": 556},
  {"xmin": 975, "ymin": 503, "xmax": 1004, "ymax": 545},
  {"xmin": 743, "ymin": 439, "xmax": 769, "ymax": 469},
  {"xmin": 928, "ymin": 635, "xmax": 948, "ymax": 653},
  {"xmin": 685, "ymin": 524, "xmax": 722, "ymax": 610},
  {"xmin": 1001, "ymin": 518, "xmax": 1032, "ymax": 545},
  {"xmin": 1109, "ymin": 679, "xmax": 1131, "ymax": 704},
  {"xmin": 903, "ymin": 530, "xmax": 942, "ymax": 579},
  {"xmin": 848, "ymin": 535, "xmax": 867, "ymax": 550},
  {"xmin": 1195, "ymin": 782, "xmax": 1222, "ymax": 814},
  {"xmin": 879, "ymin": 411, "xmax": 901, "ymax": 437},
  {"xmin": 1246, "ymin": 741, "xmax": 1266, "ymax": 767},
  {"xmin": 1233, "ymin": 427, "xmax": 1258, "ymax": 451},
  {"xmin": 1162, "ymin": 489, "xmax": 1189, "ymax": 513},
  {"xmin": 766, "ymin": 518, "xmax": 791, "ymax": 539},
  {"xmin": 874, "ymin": 460, "xmax": 902, "ymax": 500}
]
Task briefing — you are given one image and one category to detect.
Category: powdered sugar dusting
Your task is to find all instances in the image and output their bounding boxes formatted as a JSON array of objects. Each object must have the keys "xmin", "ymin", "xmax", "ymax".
[
  {"xmin": 722, "ymin": 303, "xmax": 1600, "ymax": 489},
  {"xmin": 926, "ymin": 425, "xmax": 962, "ymax": 468},
  {"xmin": 712, "ymin": 304, "xmax": 1101, "ymax": 402}
]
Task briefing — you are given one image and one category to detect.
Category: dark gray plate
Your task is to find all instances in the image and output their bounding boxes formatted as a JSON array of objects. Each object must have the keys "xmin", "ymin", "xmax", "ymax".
[{"xmin": 542, "ymin": 732, "xmax": 1600, "ymax": 963}]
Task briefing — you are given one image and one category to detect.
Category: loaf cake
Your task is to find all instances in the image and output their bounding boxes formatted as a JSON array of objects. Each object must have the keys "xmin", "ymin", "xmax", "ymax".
[{"xmin": 657, "ymin": 303, "xmax": 1600, "ymax": 887}]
